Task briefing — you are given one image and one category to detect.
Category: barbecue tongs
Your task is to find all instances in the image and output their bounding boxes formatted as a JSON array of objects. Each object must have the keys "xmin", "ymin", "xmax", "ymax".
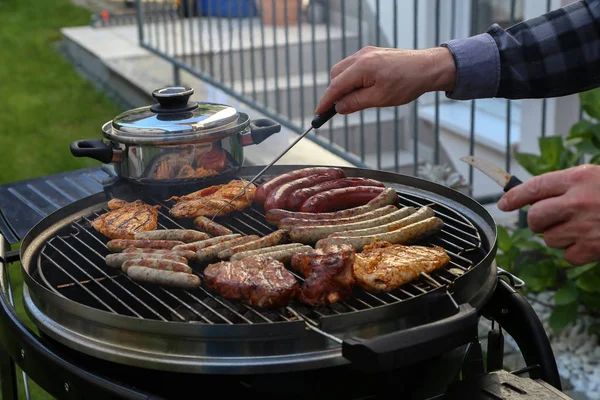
[{"xmin": 211, "ymin": 106, "xmax": 338, "ymax": 219}]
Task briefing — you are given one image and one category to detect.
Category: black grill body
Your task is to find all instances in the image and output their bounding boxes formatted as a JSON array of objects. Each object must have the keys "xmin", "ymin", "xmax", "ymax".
[{"xmin": 0, "ymin": 166, "xmax": 562, "ymax": 399}]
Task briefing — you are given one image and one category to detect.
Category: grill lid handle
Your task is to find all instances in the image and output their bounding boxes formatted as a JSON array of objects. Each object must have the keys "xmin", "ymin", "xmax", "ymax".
[
  {"xmin": 341, "ymin": 292, "xmax": 478, "ymax": 372},
  {"xmin": 150, "ymin": 86, "xmax": 198, "ymax": 113}
]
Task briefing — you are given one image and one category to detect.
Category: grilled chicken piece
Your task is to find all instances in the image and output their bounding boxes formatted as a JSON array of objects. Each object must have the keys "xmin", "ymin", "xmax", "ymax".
[
  {"xmin": 290, "ymin": 244, "xmax": 356, "ymax": 306},
  {"xmin": 153, "ymin": 161, "xmax": 175, "ymax": 180},
  {"xmin": 204, "ymin": 256, "xmax": 300, "ymax": 308},
  {"xmin": 176, "ymin": 165, "xmax": 196, "ymax": 178},
  {"xmin": 353, "ymin": 241, "xmax": 450, "ymax": 293},
  {"xmin": 168, "ymin": 179, "xmax": 256, "ymax": 218},
  {"xmin": 91, "ymin": 199, "xmax": 160, "ymax": 240}
]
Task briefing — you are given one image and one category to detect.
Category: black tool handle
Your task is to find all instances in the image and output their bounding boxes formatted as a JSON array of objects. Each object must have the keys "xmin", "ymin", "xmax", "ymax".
[
  {"xmin": 504, "ymin": 175, "xmax": 523, "ymax": 192},
  {"xmin": 342, "ymin": 296, "xmax": 478, "ymax": 372},
  {"xmin": 70, "ymin": 139, "xmax": 114, "ymax": 164},
  {"xmin": 311, "ymin": 106, "xmax": 337, "ymax": 129}
]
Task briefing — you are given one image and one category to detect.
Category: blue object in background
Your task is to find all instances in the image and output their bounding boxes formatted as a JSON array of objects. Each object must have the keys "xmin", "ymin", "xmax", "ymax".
[{"xmin": 199, "ymin": 0, "xmax": 258, "ymax": 18}]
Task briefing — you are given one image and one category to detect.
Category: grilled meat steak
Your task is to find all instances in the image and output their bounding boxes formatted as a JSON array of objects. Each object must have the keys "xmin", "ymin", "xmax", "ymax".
[
  {"xmin": 353, "ymin": 241, "xmax": 450, "ymax": 292},
  {"xmin": 290, "ymin": 244, "xmax": 356, "ymax": 306},
  {"xmin": 168, "ymin": 179, "xmax": 256, "ymax": 218},
  {"xmin": 204, "ymin": 256, "xmax": 300, "ymax": 308},
  {"xmin": 91, "ymin": 199, "xmax": 160, "ymax": 240}
]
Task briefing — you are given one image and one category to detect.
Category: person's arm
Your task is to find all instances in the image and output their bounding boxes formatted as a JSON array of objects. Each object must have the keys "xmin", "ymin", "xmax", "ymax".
[{"xmin": 442, "ymin": 0, "xmax": 600, "ymax": 100}]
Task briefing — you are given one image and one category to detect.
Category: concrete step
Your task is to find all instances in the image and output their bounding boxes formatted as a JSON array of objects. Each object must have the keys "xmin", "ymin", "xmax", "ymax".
[
  {"xmin": 292, "ymin": 106, "xmax": 411, "ymax": 158},
  {"xmin": 231, "ymin": 71, "xmax": 330, "ymax": 120},
  {"xmin": 138, "ymin": 17, "xmax": 360, "ymax": 80}
]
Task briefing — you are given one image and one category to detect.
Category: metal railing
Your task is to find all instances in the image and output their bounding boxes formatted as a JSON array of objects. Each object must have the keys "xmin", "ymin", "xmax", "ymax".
[{"xmin": 103, "ymin": 0, "xmax": 585, "ymax": 203}]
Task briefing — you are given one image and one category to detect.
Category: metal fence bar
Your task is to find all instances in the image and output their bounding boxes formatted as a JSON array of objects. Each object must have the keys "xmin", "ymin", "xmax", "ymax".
[
  {"xmin": 326, "ymin": 4, "xmax": 333, "ymax": 143},
  {"xmin": 342, "ymin": 0, "xmax": 349, "ymax": 152},
  {"xmin": 239, "ymin": 1, "xmax": 246, "ymax": 95},
  {"xmin": 468, "ymin": 0, "xmax": 478, "ymax": 197},
  {"xmin": 394, "ymin": 0, "xmax": 399, "ymax": 172},
  {"xmin": 434, "ymin": 0, "xmax": 441, "ymax": 165},
  {"xmin": 284, "ymin": 0, "xmax": 292, "ymax": 119},
  {"xmin": 506, "ymin": 0, "xmax": 516, "ymax": 173},
  {"xmin": 273, "ymin": 0, "xmax": 280, "ymax": 114},
  {"xmin": 412, "ymin": 0, "xmax": 419, "ymax": 175},
  {"xmin": 541, "ymin": 0, "xmax": 552, "ymax": 138},
  {"xmin": 359, "ymin": 0, "xmax": 365, "ymax": 162},
  {"xmin": 376, "ymin": 0, "xmax": 382, "ymax": 170},
  {"xmin": 298, "ymin": 0, "xmax": 305, "ymax": 128}
]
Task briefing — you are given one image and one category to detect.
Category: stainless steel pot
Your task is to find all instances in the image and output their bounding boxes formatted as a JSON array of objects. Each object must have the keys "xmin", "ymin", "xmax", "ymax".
[{"xmin": 70, "ymin": 86, "xmax": 280, "ymax": 185}]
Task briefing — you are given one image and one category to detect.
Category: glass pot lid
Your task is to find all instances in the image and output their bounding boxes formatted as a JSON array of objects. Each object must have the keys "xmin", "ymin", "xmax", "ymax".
[{"xmin": 102, "ymin": 87, "xmax": 250, "ymax": 145}]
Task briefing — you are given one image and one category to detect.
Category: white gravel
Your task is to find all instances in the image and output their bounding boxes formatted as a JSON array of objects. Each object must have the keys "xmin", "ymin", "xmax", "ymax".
[{"xmin": 510, "ymin": 291, "xmax": 600, "ymax": 399}]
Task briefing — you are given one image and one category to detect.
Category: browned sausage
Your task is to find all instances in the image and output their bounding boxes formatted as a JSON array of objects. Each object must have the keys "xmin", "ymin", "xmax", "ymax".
[
  {"xmin": 195, "ymin": 235, "xmax": 260, "ymax": 264},
  {"xmin": 316, "ymin": 217, "xmax": 444, "ymax": 251},
  {"xmin": 289, "ymin": 207, "xmax": 416, "ymax": 244},
  {"xmin": 122, "ymin": 247, "xmax": 196, "ymax": 260},
  {"xmin": 255, "ymin": 167, "xmax": 346, "ymax": 205},
  {"xmin": 286, "ymin": 178, "xmax": 386, "ymax": 211},
  {"xmin": 126, "ymin": 266, "xmax": 201, "ymax": 289},
  {"xmin": 171, "ymin": 234, "xmax": 241, "ymax": 252},
  {"xmin": 107, "ymin": 239, "xmax": 185, "ymax": 252},
  {"xmin": 240, "ymin": 246, "xmax": 315, "ymax": 264},
  {"xmin": 265, "ymin": 188, "xmax": 398, "ymax": 224},
  {"xmin": 217, "ymin": 230, "xmax": 289, "ymax": 259},
  {"xmin": 229, "ymin": 243, "xmax": 306, "ymax": 261},
  {"xmin": 105, "ymin": 253, "xmax": 188, "ymax": 268},
  {"xmin": 121, "ymin": 258, "xmax": 192, "ymax": 273},
  {"xmin": 263, "ymin": 174, "xmax": 338, "ymax": 211},
  {"xmin": 277, "ymin": 205, "xmax": 397, "ymax": 229},
  {"xmin": 329, "ymin": 206, "xmax": 434, "ymax": 238},
  {"xmin": 193, "ymin": 216, "xmax": 233, "ymax": 236},
  {"xmin": 299, "ymin": 186, "xmax": 385, "ymax": 213},
  {"xmin": 134, "ymin": 229, "xmax": 209, "ymax": 243}
]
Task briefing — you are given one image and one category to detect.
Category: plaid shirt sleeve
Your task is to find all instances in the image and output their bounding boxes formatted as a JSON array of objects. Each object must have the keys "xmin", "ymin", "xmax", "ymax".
[{"xmin": 441, "ymin": 0, "xmax": 600, "ymax": 100}]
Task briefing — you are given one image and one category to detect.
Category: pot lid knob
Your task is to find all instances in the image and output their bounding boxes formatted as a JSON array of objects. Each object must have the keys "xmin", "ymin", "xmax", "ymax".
[{"xmin": 150, "ymin": 86, "xmax": 198, "ymax": 113}]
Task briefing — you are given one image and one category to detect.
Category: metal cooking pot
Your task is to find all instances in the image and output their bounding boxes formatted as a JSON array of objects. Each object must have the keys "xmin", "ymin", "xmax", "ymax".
[{"xmin": 70, "ymin": 86, "xmax": 281, "ymax": 185}]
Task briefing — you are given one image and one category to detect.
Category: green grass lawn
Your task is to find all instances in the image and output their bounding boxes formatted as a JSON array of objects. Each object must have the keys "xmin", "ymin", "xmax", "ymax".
[{"xmin": 0, "ymin": 0, "xmax": 124, "ymax": 398}]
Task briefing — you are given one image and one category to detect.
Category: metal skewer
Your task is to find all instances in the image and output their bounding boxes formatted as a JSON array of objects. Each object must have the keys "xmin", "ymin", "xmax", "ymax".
[{"xmin": 211, "ymin": 106, "xmax": 338, "ymax": 220}]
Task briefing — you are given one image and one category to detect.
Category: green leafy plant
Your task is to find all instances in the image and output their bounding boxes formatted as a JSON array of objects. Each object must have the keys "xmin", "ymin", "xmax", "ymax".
[{"xmin": 496, "ymin": 87, "xmax": 600, "ymax": 333}]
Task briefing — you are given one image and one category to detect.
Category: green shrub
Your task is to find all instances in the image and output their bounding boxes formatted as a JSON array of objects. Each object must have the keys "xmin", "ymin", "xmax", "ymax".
[{"xmin": 497, "ymin": 87, "xmax": 600, "ymax": 333}]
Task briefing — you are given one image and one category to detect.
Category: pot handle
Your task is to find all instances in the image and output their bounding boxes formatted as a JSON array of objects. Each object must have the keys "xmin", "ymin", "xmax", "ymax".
[
  {"xmin": 242, "ymin": 119, "xmax": 281, "ymax": 146},
  {"xmin": 70, "ymin": 139, "xmax": 114, "ymax": 164},
  {"xmin": 341, "ymin": 292, "xmax": 478, "ymax": 372}
]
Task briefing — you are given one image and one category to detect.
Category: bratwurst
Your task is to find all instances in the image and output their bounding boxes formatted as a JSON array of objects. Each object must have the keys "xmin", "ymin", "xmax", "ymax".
[
  {"xmin": 265, "ymin": 187, "xmax": 398, "ymax": 224},
  {"xmin": 121, "ymin": 258, "xmax": 192, "ymax": 273},
  {"xmin": 105, "ymin": 253, "xmax": 188, "ymax": 268},
  {"xmin": 316, "ymin": 217, "xmax": 444, "ymax": 251},
  {"xmin": 122, "ymin": 247, "xmax": 196, "ymax": 260},
  {"xmin": 107, "ymin": 239, "xmax": 185, "ymax": 252},
  {"xmin": 134, "ymin": 229, "xmax": 209, "ymax": 243},
  {"xmin": 126, "ymin": 266, "xmax": 201, "ymax": 289}
]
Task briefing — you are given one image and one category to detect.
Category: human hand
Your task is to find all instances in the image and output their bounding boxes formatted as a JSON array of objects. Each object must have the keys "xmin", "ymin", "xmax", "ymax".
[
  {"xmin": 315, "ymin": 46, "xmax": 456, "ymax": 115},
  {"xmin": 497, "ymin": 164, "xmax": 600, "ymax": 265}
]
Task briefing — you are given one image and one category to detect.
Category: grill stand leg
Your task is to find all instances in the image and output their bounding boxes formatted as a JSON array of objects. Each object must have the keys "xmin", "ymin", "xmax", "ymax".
[
  {"xmin": 481, "ymin": 278, "xmax": 562, "ymax": 391},
  {"xmin": 0, "ymin": 342, "xmax": 18, "ymax": 400}
]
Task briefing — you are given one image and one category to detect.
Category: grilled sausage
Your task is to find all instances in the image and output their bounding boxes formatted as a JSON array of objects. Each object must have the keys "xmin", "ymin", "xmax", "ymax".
[
  {"xmin": 195, "ymin": 235, "xmax": 260, "ymax": 264},
  {"xmin": 277, "ymin": 205, "xmax": 397, "ymax": 229},
  {"xmin": 105, "ymin": 253, "xmax": 188, "ymax": 268},
  {"xmin": 251, "ymin": 246, "xmax": 315, "ymax": 264},
  {"xmin": 122, "ymin": 247, "xmax": 196, "ymax": 260},
  {"xmin": 229, "ymin": 243, "xmax": 306, "ymax": 261},
  {"xmin": 217, "ymin": 229, "xmax": 289, "ymax": 259},
  {"xmin": 288, "ymin": 206, "xmax": 416, "ymax": 244},
  {"xmin": 133, "ymin": 229, "xmax": 209, "ymax": 242},
  {"xmin": 265, "ymin": 188, "xmax": 398, "ymax": 224},
  {"xmin": 316, "ymin": 217, "xmax": 444, "ymax": 251},
  {"xmin": 126, "ymin": 266, "xmax": 201, "ymax": 289},
  {"xmin": 299, "ymin": 186, "xmax": 385, "ymax": 213},
  {"xmin": 171, "ymin": 234, "xmax": 241, "ymax": 252},
  {"xmin": 255, "ymin": 167, "xmax": 346, "ymax": 205},
  {"xmin": 121, "ymin": 258, "xmax": 192, "ymax": 273},
  {"xmin": 286, "ymin": 177, "xmax": 386, "ymax": 211},
  {"xmin": 107, "ymin": 239, "xmax": 185, "ymax": 252},
  {"xmin": 193, "ymin": 216, "xmax": 233, "ymax": 236},
  {"xmin": 263, "ymin": 174, "xmax": 338, "ymax": 211},
  {"xmin": 329, "ymin": 206, "xmax": 434, "ymax": 238}
]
